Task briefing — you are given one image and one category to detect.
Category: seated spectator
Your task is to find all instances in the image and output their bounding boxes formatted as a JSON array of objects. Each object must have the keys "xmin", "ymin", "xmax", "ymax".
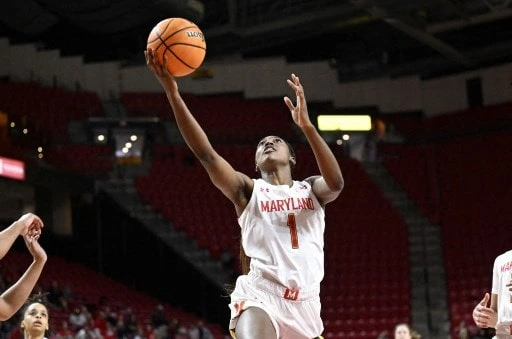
[
  {"xmin": 75, "ymin": 318, "xmax": 101, "ymax": 339},
  {"xmin": 150, "ymin": 304, "xmax": 168, "ymax": 339},
  {"xmin": 47, "ymin": 280, "xmax": 66, "ymax": 309},
  {"xmin": 189, "ymin": 321, "xmax": 214, "ymax": 339},
  {"xmin": 68, "ymin": 305, "xmax": 89, "ymax": 332},
  {"xmin": 51, "ymin": 320, "xmax": 74, "ymax": 339},
  {"xmin": 394, "ymin": 323, "xmax": 421, "ymax": 339},
  {"xmin": 92, "ymin": 309, "xmax": 108, "ymax": 336}
]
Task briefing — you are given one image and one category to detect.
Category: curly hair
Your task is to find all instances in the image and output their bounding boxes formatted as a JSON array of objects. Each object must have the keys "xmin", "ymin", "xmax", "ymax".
[
  {"xmin": 19, "ymin": 292, "xmax": 51, "ymax": 334},
  {"xmin": 20, "ymin": 292, "xmax": 50, "ymax": 313}
]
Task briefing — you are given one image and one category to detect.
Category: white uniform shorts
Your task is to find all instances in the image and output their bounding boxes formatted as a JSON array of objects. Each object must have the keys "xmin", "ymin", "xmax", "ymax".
[
  {"xmin": 494, "ymin": 323, "xmax": 512, "ymax": 338},
  {"xmin": 228, "ymin": 271, "xmax": 323, "ymax": 339}
]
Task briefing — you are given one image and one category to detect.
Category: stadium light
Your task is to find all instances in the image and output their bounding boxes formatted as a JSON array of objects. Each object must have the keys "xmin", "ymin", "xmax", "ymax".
[{"xmin": 317, "ymin": 115, "xmax": 372, "ymax": 131}]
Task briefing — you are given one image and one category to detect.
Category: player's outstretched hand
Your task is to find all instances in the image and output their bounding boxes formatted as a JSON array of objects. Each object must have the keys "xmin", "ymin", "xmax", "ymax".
[
  {"xmin": 16, "ymin": 213, "xmax": 43, "ymax": 238},
  {"xmin": 284, "ymin": 73, "xmax": 313, "ymax": 129},
  {"xmin": 145, "ymin": 48, "xmax": 178, "ymax": 93},
  {"xmin": 23, "ymin": 234, "xmax": 47, "ymax": 264}
]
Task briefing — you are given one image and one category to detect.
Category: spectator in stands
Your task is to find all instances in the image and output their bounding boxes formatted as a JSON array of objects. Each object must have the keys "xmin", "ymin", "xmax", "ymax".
[
  {"xmin": 472, "ymin": 249, "xmax": 512, "ymax": 337},
  {"xmin": 116, "ymin": 316, "xmax": 139, "ymax": 339},
  {"xmin": 52, "ymin": 320, "xmax": 74, "ymax": 339},
  {"xmin": 456, "ymin": 320, "xmax": 469, "ymax": 339},
  {"xmin": 0, "ymin": 213, "xmax": 46, "ymax": 321},
  {"xmin": 142, "ymin": 322, "xmax": 156, "ymax": 339},
  {"xmin": 174, "ymin": 325, "xmax": 189, "ymax": 339},
  {"xmin": 188, "ymin": 320, "xmax": 214, "ymax": 339},
  {"xmin": 119, "ymin": 306, "xmax": 138, "ymax": 338},
  {"xmin": 60, "ymin": 283, "xmax": 73, "ymax": 307},
  {"xmin": 68, "ymin": 305, "xmax": 89, "ymax": 332},
  {"xmin": 46, "ymin": 280, "xmax": 67, "ymax": 310},
  {"xmin": 92, "ymin": 309, "xmax": 108, "ymax": 336},
  {"xmin": 104, "ymin": 305, "xmax": 118, "ymax": 328},
  {"xmin": 394, "ymin": 323, "xmax": 421, "ymax": 339},
  {"xmin": 103, "ymin": 321, "xmax": 117, "ymax": 339},
  {"xmin": 75, "ymin": 318, "xmax": 101, "ymax": 339},
  {"xmin": 146, "ymin": 50, "xmax": 344, "ymax": 339},
  {"xmin": 150, "ymin": 304, "xmax": 169, "ymax": 339},
  {"xmin": 167, "ymin": 318, "xmax": 181, "ymax": 338},
  {"xmin": 18, "ymin": 293, "xmax": 50, "ymax": 339}
]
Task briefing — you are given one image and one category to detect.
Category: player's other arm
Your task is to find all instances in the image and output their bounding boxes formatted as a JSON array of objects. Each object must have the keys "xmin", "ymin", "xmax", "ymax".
[
  {"xmin": 0, "ymin": 234, "xmax": 47, "ymax": 320},
  {"xmin": 284, "ymin": 73, "xmax": 343, "ymax": 205}
]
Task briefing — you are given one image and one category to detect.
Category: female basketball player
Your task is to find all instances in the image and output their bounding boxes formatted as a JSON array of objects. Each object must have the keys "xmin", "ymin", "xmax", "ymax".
[
  {"xmin": 145, "ymin": 49, "xmax": 344, "ymax": 339},
  {"xmin": 19, "ymin": 294, "xmax": 50, "ymax": 339},
  {"xmin": 472, "ymin": 249, "xmax": 512, "ymax": 338}
]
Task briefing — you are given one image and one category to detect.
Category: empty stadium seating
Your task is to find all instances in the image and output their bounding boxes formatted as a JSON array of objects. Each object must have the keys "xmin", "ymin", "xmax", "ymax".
[
  {"xmin": 379, "ymin": 102, "xmax": 511, "ymax": 337},
  {"xmin": 120, "ymin": 92, "xmax": 296, "ymax": 143},
  {"xmin": 44, "ymin": 144, "xmax": 114, "ymax": 177},
  {"xmin": 0, "ymin": 81, "xmax": 104, "ymax": 144}
]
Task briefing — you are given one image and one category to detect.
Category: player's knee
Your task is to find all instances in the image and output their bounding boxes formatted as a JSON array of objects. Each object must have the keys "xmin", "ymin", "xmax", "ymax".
[{"xmin": 235, "ymin": 307, "xmax": 277, "ymax": 339}]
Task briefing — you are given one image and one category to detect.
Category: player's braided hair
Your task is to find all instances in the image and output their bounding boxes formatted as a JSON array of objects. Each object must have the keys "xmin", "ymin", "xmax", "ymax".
[{"xmin": 284, "ymin": 139, "xmax": 296, "ymax": 170}]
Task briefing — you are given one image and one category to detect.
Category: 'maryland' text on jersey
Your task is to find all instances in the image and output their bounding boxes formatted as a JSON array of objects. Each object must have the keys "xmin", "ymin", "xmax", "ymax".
[{"xmin": 259, "ymin": 198, "xmax": 315, "ymax": 212}]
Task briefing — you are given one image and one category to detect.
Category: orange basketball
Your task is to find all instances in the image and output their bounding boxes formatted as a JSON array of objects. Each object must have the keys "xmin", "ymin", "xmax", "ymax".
[{"xmin": 147, "ymin": 17, "xmax": 206, "ymax": 77}]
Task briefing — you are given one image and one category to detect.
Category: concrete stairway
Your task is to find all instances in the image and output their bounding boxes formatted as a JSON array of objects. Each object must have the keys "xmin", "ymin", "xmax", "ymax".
[
  {"xmin": 362, "ymin": 161, "xmax": 450, "ymax": 339},
  {"xmin": 97, "ymin": 176, "xmax": 233, "ymax": 290}
]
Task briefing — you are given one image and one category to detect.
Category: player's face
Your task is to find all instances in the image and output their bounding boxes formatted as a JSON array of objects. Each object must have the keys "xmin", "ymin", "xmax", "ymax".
[
  {"xmin": 21, "ymin": 303, "xmax": 49, "ymax": 337},
  {"xmin": 255, "ymin": 136, "xmax": 291, "ymax": 170},
  {"xmin": 394, "ymin": 325, "xmax": 411, "ymax": 339}
]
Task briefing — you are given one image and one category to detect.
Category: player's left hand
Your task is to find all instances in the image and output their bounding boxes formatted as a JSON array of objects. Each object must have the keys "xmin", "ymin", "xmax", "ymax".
[
  {"xmin": 23, "ymin": 234, "xmax": 47, "ymax": 263},
  {"xmin": 473, "ymin": 293, "xmax": 497, "ymax": 328},
  {"xmin": 284, "ymin": 73, "xmax": 313, "ymax": 129}
]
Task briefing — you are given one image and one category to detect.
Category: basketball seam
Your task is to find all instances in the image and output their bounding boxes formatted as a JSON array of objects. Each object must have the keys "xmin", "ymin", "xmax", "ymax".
[
  {"xmin": 165, "ymin": 46, "xmax": 203, "ymax": 70},
  {"xmin": 166, "ymin": 43, "xmax": 206, "ymax": 50},
  {"xmin": 147, "ymin": 18, "xmax": 175, "ymax": 44}
]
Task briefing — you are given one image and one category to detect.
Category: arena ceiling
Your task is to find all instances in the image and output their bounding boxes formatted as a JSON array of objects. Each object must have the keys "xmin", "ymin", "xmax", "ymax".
[{"xmin": 1, "ymin": 0, "xmax": 512, "ymax": 81}]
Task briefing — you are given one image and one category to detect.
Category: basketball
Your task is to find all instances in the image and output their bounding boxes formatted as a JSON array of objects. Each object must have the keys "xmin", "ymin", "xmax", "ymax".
[{"xmin": 147, "ymin": 17, "xmax": 206, "ymax": 77}]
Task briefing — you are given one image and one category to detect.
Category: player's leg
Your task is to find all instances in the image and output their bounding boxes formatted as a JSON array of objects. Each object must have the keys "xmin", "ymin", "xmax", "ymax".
[{"xmin": 234, "ymin": 307, "xmax": 277, "ymax": 339}]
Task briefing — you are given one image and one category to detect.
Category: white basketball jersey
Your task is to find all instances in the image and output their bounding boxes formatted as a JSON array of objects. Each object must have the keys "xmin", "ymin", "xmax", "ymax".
[
  {"xmin": 492, "ymin": 249, "xmax": 512, "ymax": 332},
  {"xmin": 238, "ymin": 178, "xmax": 325, "ymax": 290}
]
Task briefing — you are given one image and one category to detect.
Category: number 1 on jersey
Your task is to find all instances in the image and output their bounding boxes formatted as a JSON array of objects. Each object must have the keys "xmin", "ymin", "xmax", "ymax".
[{"xmin": 287, "ymin": 213, "xmax": 299, "ymax": 249}]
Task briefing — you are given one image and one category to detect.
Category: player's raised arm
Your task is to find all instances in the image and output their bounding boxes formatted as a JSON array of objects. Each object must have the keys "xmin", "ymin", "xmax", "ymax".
[
  {"xmin": 0, "ymin": 218, "xmax": 47, "ymax": 321},
  {"xmin": 145, "ymin": 49, "xmax": 253, "ymax": 209},
  {"xmin": 0, "ymin": 213, "xmax": 43, "ymax": 260},
  {"xmin": 284, "ymin": 73, "xmax": 344, "ymax": 205}
]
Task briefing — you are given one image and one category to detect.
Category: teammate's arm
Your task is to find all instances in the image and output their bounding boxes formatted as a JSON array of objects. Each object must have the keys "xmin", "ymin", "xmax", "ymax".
[
  {"xmin": 0, "ymin": 213, "xmax": 43, "ymax": 259},
  {"xmin": 0, "ymin": 234, "xmax": 47, "ymax": 320}
]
